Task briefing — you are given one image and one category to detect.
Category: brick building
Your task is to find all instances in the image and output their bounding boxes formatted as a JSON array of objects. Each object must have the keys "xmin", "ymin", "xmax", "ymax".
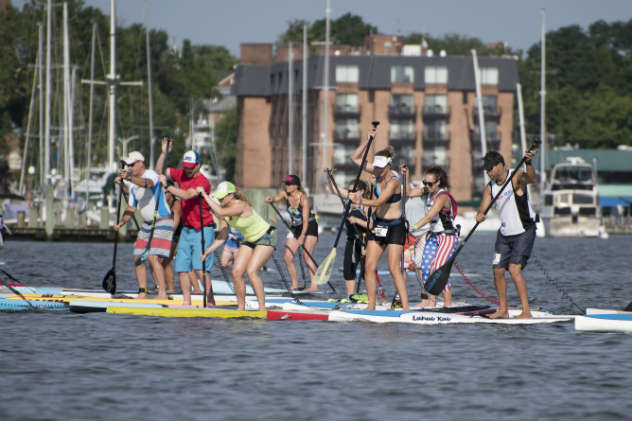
[{"xmin": 232, "ymin": 37, "xmax": 518, "ymax": 202}]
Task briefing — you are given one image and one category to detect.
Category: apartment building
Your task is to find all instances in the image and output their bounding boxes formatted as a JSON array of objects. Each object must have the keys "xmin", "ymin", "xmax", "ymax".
[{"xmin": 232, "ymin": 38, "xmax": 518, "ymax": 202}]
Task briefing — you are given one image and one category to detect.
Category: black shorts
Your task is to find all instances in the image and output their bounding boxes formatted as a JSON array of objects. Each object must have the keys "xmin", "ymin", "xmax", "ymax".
[
  {"xmin": 343, "ymin": 239, "xmax": 363, "ymax": 280},
  {"xmin": 368, "ymin": 218, "xmax": 406, "ymax": 246},
  {"xmin": 290, "ymin": 220, "xmax": 319, "ymax": 239},
  {"xmin": 493, "ymin": 224, "xmax": 536, "ymax": 269}
]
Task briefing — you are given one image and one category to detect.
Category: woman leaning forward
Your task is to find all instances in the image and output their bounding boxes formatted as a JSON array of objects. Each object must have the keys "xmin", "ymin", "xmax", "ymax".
[{"xmin": 197, "ymin": 182, "xmax": 277, "ymax": 310}]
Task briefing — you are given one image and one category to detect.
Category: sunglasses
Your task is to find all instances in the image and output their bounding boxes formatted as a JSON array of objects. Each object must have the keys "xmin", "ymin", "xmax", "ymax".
[{"xmin": 422, "ymin": 180, "xmax": 438, "ymax": 187}]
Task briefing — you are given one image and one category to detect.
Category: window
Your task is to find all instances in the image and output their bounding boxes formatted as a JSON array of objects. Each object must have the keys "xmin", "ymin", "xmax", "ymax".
[
  {"xmin": 425, "ymin": 94, "xmax": 448, "ymax": 113},
  {"xmin": 396, "ymin": 145, "xmax": 414, "ymax": 163},
  {"xmin": 424, "ymin": 121, "xmax": 447, "ymax": 139},
  {"xmin": 424, "ymin": 66, "xmax": 448, "ymax": 84},
  {"xmin": 482, "ymin": 95, "xmax": 497, "ymax": 113},
  {"xmin": 333, "ymin": 144, "xmax": 355, "ymax": 165},
  {"xmin": 334, "ymin": 119, "xmax": 359, "ymax": 139},
  {"xmin": 391, "ymin": 65, "xmax": 414, "ymax": 83},
  {"xmin": 335, "ymin": 94, "xmax": 359, "ymax": 112},
  {"xmin": 485, "ymin": 120, "xmax": 497, "ymax": 139},
  {"xmin": 480, "ymin": 67, "xmax": 498, "ymax": 85},
  {"xmin": 390, "ymin": 120, "xmax": 414, "ymax": 140},
  {"xmin": 336, "ymin": 65, "xmax": 359, "ymax": 83},
  {"xmin": 423, "ymin": 146, "xmax": 448, "ymax": 167},
  {"xmin": 390, "ymin": 94, "xmax": 414, "ymax": 115}
]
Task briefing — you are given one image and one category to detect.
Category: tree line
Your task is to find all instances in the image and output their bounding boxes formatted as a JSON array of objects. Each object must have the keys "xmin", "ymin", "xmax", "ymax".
[{"xmin": 1, "ymin": 5, "xmax": 631, "ymax": 190}]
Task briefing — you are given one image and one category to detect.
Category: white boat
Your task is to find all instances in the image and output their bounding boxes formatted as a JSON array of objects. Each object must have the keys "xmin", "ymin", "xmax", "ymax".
[
  {"xmin": 575, "ymin": 311, "xmax": 632, "ymax": 333},
  {"xmin": 541, "ymin": 157, "xmax": 601, "ymax": 237}
]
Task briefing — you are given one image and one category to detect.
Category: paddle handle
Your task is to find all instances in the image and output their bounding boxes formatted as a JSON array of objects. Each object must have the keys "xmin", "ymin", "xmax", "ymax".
[{"xmin": 332, "ymin": 122, "xmax": 379, "ymax": 248}]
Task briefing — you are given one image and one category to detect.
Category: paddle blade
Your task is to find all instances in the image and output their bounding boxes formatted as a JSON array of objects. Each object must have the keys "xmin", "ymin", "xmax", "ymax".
[
  {"xmin": 313, "ymin": 248, "xmax": 336, "ymax": 286},
  {"xmin": 102, "ymin": 269, "xmax": 116, "ymax": 294},
  {"xmin": 424, "ymin": 258, "xmax": 454, "ymax": 295}
]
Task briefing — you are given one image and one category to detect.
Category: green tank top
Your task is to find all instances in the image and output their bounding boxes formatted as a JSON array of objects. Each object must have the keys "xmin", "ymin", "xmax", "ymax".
[{"xmin": 225, "ymin": 205, "xmax": 270, "ymax": 243}]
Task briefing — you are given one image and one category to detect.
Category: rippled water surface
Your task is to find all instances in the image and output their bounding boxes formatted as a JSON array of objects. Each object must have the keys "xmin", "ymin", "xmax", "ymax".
[{"xmin": 1, "ymin": 231, "xmax": 631, "ymax": 420}]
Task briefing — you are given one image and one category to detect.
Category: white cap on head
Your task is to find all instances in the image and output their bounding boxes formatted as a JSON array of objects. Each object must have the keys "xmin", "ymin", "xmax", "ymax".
[
  {"xmin": 124, "ymin": 151, "xmax": 145, "ymax": 165},
  {"xmin": 372, "ymin": 155, "xmax": 392, "ymax": 168}
]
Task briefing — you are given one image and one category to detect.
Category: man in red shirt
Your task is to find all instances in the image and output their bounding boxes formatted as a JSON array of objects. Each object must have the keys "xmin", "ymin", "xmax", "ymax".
[{"xmin": 156, "ymin": 138, "xmax": 216, "ymax": 306}]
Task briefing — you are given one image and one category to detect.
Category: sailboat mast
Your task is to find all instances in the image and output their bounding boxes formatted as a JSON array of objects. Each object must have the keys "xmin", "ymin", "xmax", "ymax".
[
  {"xmin": 302, "ymin": 24, "xmax": 307, "ymax": 187},
  {"xmin": 472, "ymin": 49, "xmax": 487, "ymax": 184},
  {"xmin": 107, "ymin": 0, "xmax": 117, "ymax": 170},
  {"xmin": 539, "ymin": 8, "xmax": 547, "ymax": 193},
  {"xmin": 288, "ymin": 42, "xmax": 294, "ymax": 174},
  {"xmin": 44, "ymin": 0, "xmax": 51, "ymax": 182},
  {"xmin": 38, "ymin": 22, "xmax": 44, "ymax": 186},
  {"xmin": 319, "ymin": 0, "xmax": 331, "ymax": 192},
  {"xmin": 86, "ymin": 23, "xmax": 96, "ymax": 206},
  {"xmin": 145, "ymin": 0, "xmax": 155, "ymax": 168}
]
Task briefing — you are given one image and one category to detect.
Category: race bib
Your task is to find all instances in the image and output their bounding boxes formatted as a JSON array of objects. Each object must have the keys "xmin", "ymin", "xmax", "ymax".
[
  {"xmin": 374, "ymin": 226, "xmax": 388, "ymax": 238},
  {"xmin": 492, "ymin": 252, "xmax": 502, "ymax": 265}
]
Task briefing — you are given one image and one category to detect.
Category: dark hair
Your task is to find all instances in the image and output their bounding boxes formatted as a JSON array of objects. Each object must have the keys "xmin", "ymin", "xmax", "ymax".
[
  {"xmin": 375, "ymin": 146, "xmax": 394, "ymax": 158},
  {"xmin": 349, "ymin": 180, "xmax": 370, "ymax": 199},
  {"xmin": 425, "ymin": 166, "xmax": 449, "ymax": 188},
  {"xmin": 483, "ymin": 151, "xmax": 505, "ymax": 170}
]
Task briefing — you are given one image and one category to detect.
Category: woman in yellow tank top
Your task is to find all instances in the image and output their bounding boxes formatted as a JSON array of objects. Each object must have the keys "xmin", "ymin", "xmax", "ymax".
[{"xmin": 197, "ymin": 182, "xmax": 277, "ymax": 311}]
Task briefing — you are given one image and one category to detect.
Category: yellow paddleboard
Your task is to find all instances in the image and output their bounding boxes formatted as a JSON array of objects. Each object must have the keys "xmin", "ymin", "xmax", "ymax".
[
  {"xmin": 6, "ymin": 294, "xmax": 235, "ymax": 306},
  {"xmin": 106, "ymin": 306, "xmax": 266, "ymax": 319}
]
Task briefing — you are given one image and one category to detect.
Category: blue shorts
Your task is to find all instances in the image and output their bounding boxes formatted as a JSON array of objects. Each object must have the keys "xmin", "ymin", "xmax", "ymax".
[
  {"xmin": 175, "ymin": 226, "xmax": 215, "ymax": 273},
  {"xmin": 493, "ymin": 224, "xmax": 536, "ymax": 269}
]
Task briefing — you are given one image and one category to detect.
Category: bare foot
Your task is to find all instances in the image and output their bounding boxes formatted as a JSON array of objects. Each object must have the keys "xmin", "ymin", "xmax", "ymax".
[
  {"xmin": 420, "ymin": 298, "xmax": 436, "ymax": 308},
  {"xmin": 155, "ymin": 294, "xmax": 169, "ymax": 300},
  {"xmin": 488, "ymin": 310, "xmax": 509, "ymax": 319},
  {"xmin": 137, "ymin": 293, "xmax": 148, "ymax": 300},
  {"xmin": 515, "ymin": 311, "xmax": 532, "ymax": 319},
  {"xmin": 303, "ymin": 287, "xmax": 319, "ymax": 293}
]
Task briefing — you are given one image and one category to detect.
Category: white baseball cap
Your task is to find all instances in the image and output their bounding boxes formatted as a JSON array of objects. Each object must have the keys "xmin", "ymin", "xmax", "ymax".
[
  {"xmin": 372, "ymin": 155, "xmax": 392, "ymax": 168},
  {"xmin": 182, "ymin": 150, "xmax": 200, "ymax": 168},
  {"xmin": 124, "ymin": 151, "xmax": 145, "ymax": 166}
]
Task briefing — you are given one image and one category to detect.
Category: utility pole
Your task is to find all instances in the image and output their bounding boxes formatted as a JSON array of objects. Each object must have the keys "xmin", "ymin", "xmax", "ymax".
[{"xmin": 540, "ymin": 8, "xmax": 547, "ymax": 194}]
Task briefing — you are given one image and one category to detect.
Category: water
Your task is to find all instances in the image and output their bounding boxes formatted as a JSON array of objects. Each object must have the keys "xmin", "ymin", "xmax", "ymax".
[{"xmin": 1, "ymin": 231, "xmax": 631, "ymax": 420}]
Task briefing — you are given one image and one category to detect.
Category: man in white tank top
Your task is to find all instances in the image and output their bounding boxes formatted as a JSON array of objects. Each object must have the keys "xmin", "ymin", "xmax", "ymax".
[{"xmin": 476, "ymin": 149, "xmax": 538, "ymax": 319}]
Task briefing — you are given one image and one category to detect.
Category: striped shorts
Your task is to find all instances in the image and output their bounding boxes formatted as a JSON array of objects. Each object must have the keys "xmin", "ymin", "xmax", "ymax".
[
  {"xmin": 421, "ymin": 233, "xmax": 457, "ymax": 292},
  {"xmin": 134, "ymin": 217, "xmax": 174, "ymax": 259}
]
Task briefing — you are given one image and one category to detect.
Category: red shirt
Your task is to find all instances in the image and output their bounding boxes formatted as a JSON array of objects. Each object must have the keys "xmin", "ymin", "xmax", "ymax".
[{"xmin": 169, "ymin": 168, "xmax": 214, "ymax": 230}]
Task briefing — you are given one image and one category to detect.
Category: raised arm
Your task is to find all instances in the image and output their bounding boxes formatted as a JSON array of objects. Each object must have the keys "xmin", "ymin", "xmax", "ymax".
[
  {"xmin": 154, "ymin": 136, "xmax": 173, "ymax": 176},
  {"xmin": 197, "ymin": 187, "xmax": 245, "ymax": 218},
  {"xmin": 351, "ymin": 126, "xmax": 377, "ymax": 172},
  {"xmin": 264, "ymin": 189, "xmax": 287, "ymax": 203}
]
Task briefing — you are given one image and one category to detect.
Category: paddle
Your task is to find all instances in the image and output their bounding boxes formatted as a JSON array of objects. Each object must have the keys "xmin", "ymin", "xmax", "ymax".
[
  {"xmin": 267, "ymin": 202, "xmax": 335, "ymax": 292},
  {"xmin": 136, "ymin": 138, "xmax": 170, "ymax": 266},
  {"xmin": 313, "ymin": 121, "xmax": 380, "ymax": 287},
  {"xmin": 424, "ymin": 141, "xmax": 541, "ymax": 295},
  {"xmin": 0, "ymin": 270, "xmax": 35, "ymax": 310},
  {"xmin": 102, "ymin": 184, "xmax": 123, "ymax": 294},
  {"xmin": 199, "ymin": 194, "xmax": 213, "ymax": 307}
]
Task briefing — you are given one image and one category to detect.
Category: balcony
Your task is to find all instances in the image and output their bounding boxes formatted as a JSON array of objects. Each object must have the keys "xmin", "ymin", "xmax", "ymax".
[
  {"xmin": 422, "ymin": 104, "xmax": 450, "ymax": 121},
  {"xmin": 422, "ymin": 157, "xmax": 449, "ymax": 172},
  {"xmin": 470, "ymin": 130, "xmax": 502, "ymax": 153},
  {"xmin": 473, "ymin": 105, "xmax": 502, "ymax": 122},
  {"xmin": 333, "ymin": 128, "xmax": 360, "ymax": 144},
  {"xmin": 423, "ymin": 128, "xmax": 450, "ymax": 147},
  {"xmin": 390, "ymin": 131, "xmax": 416, "ymax": 145},
  {"xmin": 334, "ymin": 103, "xmax": 361, "ymax": 119},
  {"xmin": 388, "ymin": 103, "xmax": 416, "ymax": 119}
]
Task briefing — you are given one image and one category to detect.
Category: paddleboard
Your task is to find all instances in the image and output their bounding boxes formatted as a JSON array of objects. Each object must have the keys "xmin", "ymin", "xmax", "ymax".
[
  {"xmin": 574, "ymin": 313, "xmax": 632, "ymax": 333},
  {"xmin": 328, "ymin": 309, "xmax": 573, "ymax": 325},
  {"xmin": 266, "ymin": 310, "xmax": 330, "ymax": 321},
  {"xmin": 6, "ymin": 293, "xmax": 237, "ymax": 306},
  {"xmin": 106, "ymin": 306, "xmax": 266, "ymax": 319}
]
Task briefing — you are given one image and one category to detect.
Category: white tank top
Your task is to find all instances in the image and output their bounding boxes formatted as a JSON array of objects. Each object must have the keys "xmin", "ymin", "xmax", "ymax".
[
  {"xmin": 424, "ymin": 188, "xmax": 455, "ymax": 234},
  {"xmin": 490, "ymin": 170, "xmax": 535, "ymax": 236}
]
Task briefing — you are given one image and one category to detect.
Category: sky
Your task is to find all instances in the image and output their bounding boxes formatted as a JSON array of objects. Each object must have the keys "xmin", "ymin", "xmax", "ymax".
[{"xmin": 13, "ymin": 0, "xmax": 632, "ymax": 57}]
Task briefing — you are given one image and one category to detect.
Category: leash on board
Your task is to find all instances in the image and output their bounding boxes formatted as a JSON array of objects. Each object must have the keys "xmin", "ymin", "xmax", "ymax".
[
  {"xmin": 453, "ymin": 262, "xmax": 499, "ymax": 305},
  {"xmin": 531, "ymin": 253, "xmax": 585, "ymax": 314}
]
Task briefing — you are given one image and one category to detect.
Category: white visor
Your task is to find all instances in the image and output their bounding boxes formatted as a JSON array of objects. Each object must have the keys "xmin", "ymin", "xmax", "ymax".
[{"xmin": 372, "ymin": 155, "xmax": 392, "ymax": 168}]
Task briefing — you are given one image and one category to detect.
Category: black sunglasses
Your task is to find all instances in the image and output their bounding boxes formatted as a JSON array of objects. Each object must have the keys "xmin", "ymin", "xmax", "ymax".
[{"xmin": 422, "ymin": 180, "xmax": 438, "ymax": 187}]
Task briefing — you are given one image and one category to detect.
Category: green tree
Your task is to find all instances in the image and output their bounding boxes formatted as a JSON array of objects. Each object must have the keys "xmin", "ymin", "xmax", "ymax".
[{"xmin": 278, "ymin": 13, "xmax": 378, "ymax": 47}]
